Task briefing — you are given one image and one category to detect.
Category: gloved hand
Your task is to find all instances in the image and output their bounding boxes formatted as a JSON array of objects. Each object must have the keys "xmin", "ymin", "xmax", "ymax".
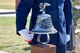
[
  {"xmin": 18, "ymin": 29, "xmax": 34, "ymax": 43},
  {"xmin": 66, "ymin": 34, "xmax": 70, "ymax": 43}
]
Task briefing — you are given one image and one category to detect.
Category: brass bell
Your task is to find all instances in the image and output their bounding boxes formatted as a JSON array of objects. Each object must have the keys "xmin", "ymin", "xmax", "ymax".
[{"xmin": 31, "ymin": 2, "xmax": 57, "ymax": 34}]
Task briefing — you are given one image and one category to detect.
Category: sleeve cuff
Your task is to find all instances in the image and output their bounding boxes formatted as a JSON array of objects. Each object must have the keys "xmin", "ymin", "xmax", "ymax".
[
  {"xmin": 18, "ymin": 29, "xmax": 29, "ymax": 35},
  {"xmin": 66, "ymin": 34, "xmax": 70, "ymax": 43}
]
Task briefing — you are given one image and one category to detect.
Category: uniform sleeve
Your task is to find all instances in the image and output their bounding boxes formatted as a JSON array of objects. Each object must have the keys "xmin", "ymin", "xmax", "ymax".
[
  {"xmin": 64, "ymin": 0, "xmax": 72, "ymax": 35},
  {"xmin": 16, "ymin": 0, "xmax": 34, "ymax": 35}
]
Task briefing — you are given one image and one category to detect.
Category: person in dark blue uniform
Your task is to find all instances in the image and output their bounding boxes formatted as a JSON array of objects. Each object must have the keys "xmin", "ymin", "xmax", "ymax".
[{"xmin": 16, "ymin": 0, "xmax": 72, "ymax": 53}]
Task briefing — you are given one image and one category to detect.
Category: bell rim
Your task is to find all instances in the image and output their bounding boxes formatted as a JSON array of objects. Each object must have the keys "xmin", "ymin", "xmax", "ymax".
[{"xmin": 31, "ymin": 31, "xmax": 57, "ymax": 34}]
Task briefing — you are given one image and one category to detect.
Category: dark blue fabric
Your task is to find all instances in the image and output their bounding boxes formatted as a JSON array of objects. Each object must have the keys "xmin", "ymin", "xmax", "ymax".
[
  {"xmin": 64, "ymin": 0, "xmax": 72, "ymax": 35},
  {"xmin": 16, "ymin": 0, "xmax": 72, "ymax": 53}
]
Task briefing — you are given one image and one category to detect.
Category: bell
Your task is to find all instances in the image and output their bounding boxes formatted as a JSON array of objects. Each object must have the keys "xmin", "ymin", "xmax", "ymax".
[{"xmin": 31, "ymin": 3, "xmax": 57, "ymax": 34}]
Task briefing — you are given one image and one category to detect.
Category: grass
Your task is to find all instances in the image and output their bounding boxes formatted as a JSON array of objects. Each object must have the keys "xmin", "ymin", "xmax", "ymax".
[
  {"xmin": 0, "ymin": 0, "xmax": 15, "ymax": 10},
  {"xmin": 0, "ymin": 17, "xmax": 31, "ymax": 53}
]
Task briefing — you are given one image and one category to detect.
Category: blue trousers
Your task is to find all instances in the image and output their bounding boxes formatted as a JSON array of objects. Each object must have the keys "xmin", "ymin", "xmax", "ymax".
[{"xmin": 29, "ymin": 33, "xmax": 66, "ymax": 53}]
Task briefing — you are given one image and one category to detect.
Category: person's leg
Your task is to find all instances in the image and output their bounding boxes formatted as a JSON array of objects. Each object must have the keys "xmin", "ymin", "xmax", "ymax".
[
  {"xmin": 56, "ymin": 34, "xmax": 66, "ymax": 53},
  {"xmin": 56, "ymin": 45, "xmax": 66, "ymax": 53}
]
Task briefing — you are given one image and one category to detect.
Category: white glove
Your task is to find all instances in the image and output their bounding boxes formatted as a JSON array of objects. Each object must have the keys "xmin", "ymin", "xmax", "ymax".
[
  {"xmin": 66, "ymin": 34, "xmax": 70, "ymax": 43},
  {"xmin": 18, "ymin": 29, "xmax": 34, "ymax": 41}
]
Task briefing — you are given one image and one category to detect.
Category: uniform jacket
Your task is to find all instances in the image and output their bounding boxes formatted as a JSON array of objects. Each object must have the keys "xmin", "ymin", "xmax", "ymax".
[{"xmin": 16, "ymin": 0, "xmax": 72, "ymax": 45}]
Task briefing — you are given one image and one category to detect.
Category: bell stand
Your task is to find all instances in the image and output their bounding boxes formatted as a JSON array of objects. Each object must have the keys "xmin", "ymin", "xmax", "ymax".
[
  {"xmin": 31, "ymin": 33, "xmax": 56, "ymax": 53},
  {"xmin": 37, "ymin": 33, "xmax": 50, "ymax": 47}
]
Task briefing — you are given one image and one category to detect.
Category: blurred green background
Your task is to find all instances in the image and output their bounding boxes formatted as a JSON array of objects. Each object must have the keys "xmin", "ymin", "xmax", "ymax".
[
  {"xmin": 0, "ymin": 0, "xmax": 15, "ymax": 9},
  {"xmin": 0, "ymin": 0, "xmax": 31, "ymax": 53}
]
